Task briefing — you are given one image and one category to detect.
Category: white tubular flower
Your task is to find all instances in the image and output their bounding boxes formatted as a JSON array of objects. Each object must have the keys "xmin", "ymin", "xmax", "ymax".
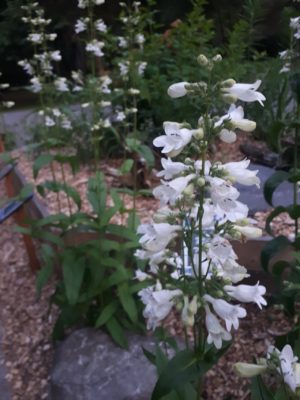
[
  {"xmin": 50, "ymin": 50, "xmax": 62, "ymax": 61},
  {"xmin": 191, "ymin": 201, "xmax": 215, "ymax": 229},
  {"xmin": 215, "ymin": 201, "xmax": 249, "ymax": 223},
  {"xmin": 234, "ymin": 362, "xmax": 267, "ymax": 378},
  {"xmin": 205, "ymin": 306, "xmax": 232, "ymax": 349},
  {"xmin": 216, "ymin": 105, "xmax": 256, "ymax": 133},
  {"xmin": 2, "ymin": 101, "xmax": 15, "ymax": 109},
  {"xmin": 54, "ymin": 77, "xmax": 69, "ymax": 92},
  {"xmin": 118, "ymin": 36, "xmax": 128, "ymax": 48},
  {"xmin": 94, "ymin": 0, "xmax": 105, "ymax": 4},
  {"xmin": 233, "ymin": 225, "xmax": 263, "ymax": 239},
  {"xmin": 75, "ymin": 18, "xmax": 87, "ymax": 33},
  {"xmin": 219, "ymin": 129, "xmax": 237, "ymax": 144},
  {"xmin": 135, "ymin": 270, "xmax": 151, "ymax": 281},
  {"xmin": 167, "ymin": 82, "xmax": 189, "ymax": 98},
  {"xmin": 30, "ymin": 76, "xmax": 42, "ymax": 93},
  {"xmin": 135, "ymin": 33, "xmax": 145, "ymax": 45},
  {"xmin": 221, "ymin": 159, "xmax": 260, "ymax": 187},
  {"xmin": 153, "ymin": 174, "xmax": 196, "ymax": 206},
  {"xmin": 137, "ymin": 223, "xmax": 181, "ymax": 252},
  {"xmin": 207, "ymin": 236, "xmax": 237, "ymax": 264},
  {"xmin": 86, "ymin": 40, "xmax": 105, "ymax": 57},
  {"xmin": 139, "ymin": 284, "xmax": 182, "ymax": 330},
  {"xmin": 137, "ymin": 61, "xmax": 147, "ymax": 76},
  {"xmin": 221, "ymin": 258, "xmax": 249, "ymax": 284},
  {"xmin": 204, "ymin": 294, "xmax": 246, "ymax": 331},
  {"xmin": 268, "ymin": 345, "xmax": 298, "ymax": 392},
  {"xmin": 153, "ymin": 122, "xmax": 193, "ymax": 157},
  {"xmin": 224, "ymin": 282, "xmax": 267, "ymax": 309},
  {"xmin": 222, "ymin": 80, "xmax": 266, "ymax": 106},
  {"xmin": 95, "ymin": 19, "xmax": 107, "ymax": 32},
  {"xmin": 45, "ymin": 116, "xmax": 55, "ymax": 127},
  {"xmin": 157, "ymin": 158, "xmax": 187, "ymax": 180},
  {"xmin": 118, "ymin": 61, "xmax": 129, "ymax": 77},
  {"xmin": 28, "ymin": 33, "xmax": 43, "ymax": 44}
]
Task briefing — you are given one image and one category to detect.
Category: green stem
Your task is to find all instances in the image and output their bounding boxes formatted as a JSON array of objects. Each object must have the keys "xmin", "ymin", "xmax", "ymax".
[{"xmin": 293, "ymin": 104, "xmax": 299, "ymax": 237}]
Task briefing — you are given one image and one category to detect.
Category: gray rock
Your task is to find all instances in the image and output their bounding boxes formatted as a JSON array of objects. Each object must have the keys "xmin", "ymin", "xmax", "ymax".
[
  {"xmin": 50, "ymin": 329, "xmax": 158, "ymax": 400},
  {"xmin": 237, "ymin": 163, "xmax": 300, "ymax": 213}
]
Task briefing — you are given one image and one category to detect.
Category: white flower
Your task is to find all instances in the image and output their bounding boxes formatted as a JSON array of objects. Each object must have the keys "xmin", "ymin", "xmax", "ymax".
[
  {"xmin": 219, "ymin": 129, "xmax": 237, "ymax": 143},
  {"xmin": 208, "ymin": 176, "xmax": 240, "ymax": 212},
  {"xmin": 75, "ymin": 18, "xmax": 87, "ymax": 33},
  {"xmin": 18, "ymin": 60, "xmax": 34, "ymax": 76},
  {"xmin": 95, "ymin": 19, "xmax": 107, "ymax": 32},
  {"xmin": 268, "ymin": 345, "xmax": 298, "ymax": 392},
  {"xmin": 216, "ymin": 105, "xmax": 256, "ymax": 132},
  {"xmin": 94, "ymin": 0, "xmax": 105, "ymax": 4},
  {"xmin": 153, "ymin": 174, "xmax": 195, "ymax": 205},
  {"xmin": 50, "ymin": 50, "xmax": 62, "ymax": 61},
  {"xmin": 137, "ymin": 223, "xmax": 181, "ymax": 252},
  {"xmin": 45, "ymin": 116, "xmax": 55, "ymax": 127},
  {"xmin": 115, "ymin": 111, "xmax": 126, "ymax": 122},
  {"xmin": 100, "ymin": 75, "xmax": 112, "ymax": 93},
  {"xmin": 156, "ymin": 158, "xmax": 187, "ymax": 180},
  {"xmin": 234, "ymin": 225, "xmax": 262, "ymax": 239},
  {"xmin": 222, "ymin": 80, "xmax": 266, "ymax": 106},
  {"xmin": 221, "ymin": 258, "xmax": 249, "ymax": 283},
  {"xmin": 234, "ymin": 362, "xmax": 267, "ymax": 378},
  {"xmin": 118, "ymin": 61, "xmax": 129, "ymax": 77},
  {"xmin": 167, "ymin": 82, "xmax": 189, "ymax": 98},
  {"xmin": 135, "ymin": 270, "xmax": 151, "ymax": 281},
  {"xmin": 205, "ymin": 306, "xmax": 232, "ymax": 349},
  {"xmin": 224, "ymin": 282, "xmax": 267, "ymax": 309},
  {"xmin": 86, "ymin": 40, "xmax": 105, "ymax": 57},
  {"xmin": 135, "ymin": 33, "xmax": 145, "ymax": 45},
  {"xmin": 61, "ymin": 116, "xmax": 72, "ymax": 130},
  {"xmin": 55, "ymin": 77, "xmax": 69, "ymax": 92},
  {"xmin": 137, "ymin": 61, "xmax": 147, "ymax": 76},
  {"xmin": 118, "ymin": 36, "xmax": 128, "ymax": 48},
  {"xmin": 204, "ymin": 294, "xmax": 246, "ymax": 331},
  {"xmin": 2, "ymin": 101, "xmax": 15, "ymax": 109},
  {"xmin": 221, "ymin": 159, "xmax": 260, "ymax": 187},
  {"xmin": 139, "ymin": 284, "xmax": 182, "ymax": 330},
  {"xmin": 78, "ymin": 0, "xmax": 88, "ymax": 8},
  {"xmin": 30, "ymin": 76, "xmax": 42, "ymax": 93},
  {"xmin": 153, "ymin": 122, "xmax": 193, "ymax": 157},
  {"xmin": 28, "ymin": 33, "xmax": 43, "ymax": 44},
  {"xmin": 181, "ymin": 296, "xmax": 198, "ymax": 327},
  {"xmin": 207, "ymin": 236, "xmax": 237, "ymax": 264}
]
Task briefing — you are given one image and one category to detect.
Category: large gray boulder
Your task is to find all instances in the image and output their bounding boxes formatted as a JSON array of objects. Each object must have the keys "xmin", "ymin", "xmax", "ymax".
[{"xmin": 50, "ymin": 329, "xmax": 158, "ymax": 400}]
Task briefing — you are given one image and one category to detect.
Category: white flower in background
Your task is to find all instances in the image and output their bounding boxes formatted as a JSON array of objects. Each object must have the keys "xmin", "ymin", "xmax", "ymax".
[
  {"xmin": 118, "ymin": 36, "xmax": 128, "ymax": 48},
  {"xmin": 28, "ymin": 33, "xmax": 43, "ymax": 44},
  {"xmin": 2, "ymin": 101, "xmax": 15, "ymax": 109},
  {"xmin": 220, "ymin": 159, "xmax": 260, "ymax": 187},
  {"xmin": 135, "ymin": 33, "xmax": 145, "ymax": 45},
  {"xmin": 128, "ymin": 88, "xmax": 140, "ymax": 95},
  {"xmin": 55, "ymin": 77, "xmax": 69, "ymax": 92},
  {"xmin": 94, "ymin": 0, "xmax": 105, "ymax": 4},
  {"xmin": 137, "ymin": 61, "xmax": 147, "ymax": 76},
  {"xmin": 222, "ymin": 80, "xmax": 266, "ymax": 106},
  {"xmin": 50, "ymin": 50, "xmax": 62, "ymax": 61},
  {"xmin": 157, "ymin": 158, "xmax": 187, "ymax": 180},
  {"xmin": 153, "ymin": 122, "xmax": 193, "ymax": 157},
  {"xmin": 137, "ymin": 223, "xmax": 181, "ymax": 252},
  {"xmin": 45, "ymin": 116, "xmax": 55, "ymax": 127},
  {"xmin": 139, "ymin": 284, "xmax": 182, "ymax": 330},
  {"xmin": 75, "ymin": 18, "xmax": 87, "ymax": 33},
  {"xmin": 135, "ymin": 270, "xmax": 151, "ymax": 281},
  {"xmin": 221, "ymin": 258, "xmax": 249, "ymax": 283},
  {"xmin": 224, "ymin": 282, "xmax": 267, "ymax": 309},
  {"xmin": 0, "ymin": 83, "xmax": 9, "ymax": 90},
  {"xmin": 95, "ymin": 19, "xmax": 107, "ymax": 32},
  {"xmin": 207, "ymin": 236, "xmax": 237, "ymax": 264},
  {"xmin": 30, "ymin": 76, "xmax": 42, "ymax": 92},
  {"xmin": 153, "ymin": 174, "xmax": 196, "ymax": 206},
  {"xmin": 119, "ymin": 61, "xmax": 129, "ymax": 77},
  {"xmin": 290, "ymin": 17, "xmax": 300, "ymax": 39},
  {"xmin": 61, "ymin": 116, "xmax": 72, "ymax": 130},
  {"xmin": 205, "ymin": 306, "xmax": 232, "ymax": 349},
  {"xmin": 86, "ymin": 40, "xmax": 105, "ymax": 57},
  {"xmin": 167, "ymin": 82, "xmax": 189, "ymax": 98},
  {"xmin": 204, "ymin": 294, "xmax": 247, "ymax": 331},
  {"xmin": 100, "ymin": 75, "xmax": 112, "ymax": 94},
  {"xmin": 47, "ymin": 33, "xmax": 57, "ymax": 41},
  {"xmin": 268, "ymin": 345, "xmax": 298, "ymax": 392},
  {"xmin": 78, "ymin": 0, "xmax": 88, "ymax": 8},
  {"xmin": 115, "ymin": 111, "xmax": 126, "ymax": 122},
  {"xmin": 18, "ymin": 60, "xmax": 34, "ymax": 76}
]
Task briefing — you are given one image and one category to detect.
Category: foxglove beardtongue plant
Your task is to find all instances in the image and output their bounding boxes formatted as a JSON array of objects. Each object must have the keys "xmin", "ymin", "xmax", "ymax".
[{"xmin": 135, "ymin": 54, "xmax": 266, "ymax": 397}]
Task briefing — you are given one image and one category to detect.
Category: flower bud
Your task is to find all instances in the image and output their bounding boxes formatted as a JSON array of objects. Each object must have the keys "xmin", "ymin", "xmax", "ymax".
[
  {"xmin": 222, "ymin": 94, "xmax": 238, "ymax": 104},
  {"xmin": 234, "ymin": 226, "xmax": 262, "ymax": 239},
  {"xmin": 231, "ymin": 119, "xmax": 256, "ymax": 132},
  {"xmin": 234, "ymin": 362, "xmax": 267, "ymax": 378},
  {"xmin": 183, "ymin": 183, "xmax": 194, "ymax": 197},
  {"xmin": 167, "ymin": 82, "xmax": 188, "ymax": 98},
  {"xmin": 219, "ymin": 129, "xmax": 236, "ymax": 144},
  {"xmin": 222, "ymin": 79, "xmax": 236, "ymax": 88},
  {"xmin": 212, "ymin": 54, "xmax": 222, "ymax": 62},
  {"xmin": 197, "ymin": 54, "xmax": 209, "ymax": 66},
  {"xmin": 192, "ymin": 128, "xmax": 204, "ymax": 140},
  {"xmin": 153, "ymin": 207, "xmax": 171, "ymax": 223},
  {"xmin": 196, "ymin": 177, "xmax": 206, "ymax": 187}
]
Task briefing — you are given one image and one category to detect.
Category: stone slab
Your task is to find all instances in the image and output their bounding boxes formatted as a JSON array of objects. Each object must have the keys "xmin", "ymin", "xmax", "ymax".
[
  {"xmin": 50, "ymin": 329, "xmax": 158, "ymax": 400},
  {"xmin": 237, "ymin": 163, "xmax": 300, "ymax": 213},
  {"xmin": 0, "ymin": 325, "xmax": 11, "ymax": 400}
]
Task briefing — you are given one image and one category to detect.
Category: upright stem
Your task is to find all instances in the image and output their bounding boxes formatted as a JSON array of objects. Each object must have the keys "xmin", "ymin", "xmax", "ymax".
[
  {"xmin": 60, "ymin": 163, "xmax": 73, "ymax": 216},
  {"xmin": 293, "ymin": 104, "xmax": 299, "ymax": 236}
]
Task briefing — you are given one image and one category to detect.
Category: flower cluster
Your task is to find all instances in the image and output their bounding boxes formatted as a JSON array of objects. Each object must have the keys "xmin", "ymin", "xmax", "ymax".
[
  {"xmin": 0, "ymin": 72, "xmax": 15, "ymax": 110},
  {"xmin": 136, "ymin": 54, "xmax": 267, "ymax": 350},
  {"xmin": 235, "ymin": 344, "xmax": 300, "ymax": 394},
  {"xmin": 279, "ymin": 16, "xmax": 300, "ymax": 74}
]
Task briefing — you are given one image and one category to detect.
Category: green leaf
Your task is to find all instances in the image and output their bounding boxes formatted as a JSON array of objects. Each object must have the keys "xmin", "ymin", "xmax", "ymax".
[
  {"xmin": 117, "ymin": 282, "xmax": 138, "ymax": 323},
  {"xmin": 105, "ymin": 317, "xmax": 128, "ymax": 348},
  {"xmin": 263, "ymin": 171, "xmax": 289, "ymax": 206},
  {"xmin": 138, "ymin": 144, "xmax": 155, "ymax": 168},
  {"xmin": 33, "ymin": 154, "xmax": 54, "ymax": 179},
  {"xmin": 142, "ymin": 347, "xmax": 156, "ymax": 365},
  {"xmin": 272, "ymin": 260, "xmax": 290, "ymax": 285},
  {"xmin": 42, "ymin": 181, "xmax": 82, "ymax": 210},
  {"xmin": 120, "ymin": 159, "xmax": 134, "ymax": 174},
  {"xmin": 261, "ymin": 236, "xmax": 290, "ymax": 272},
  {"xmin": 95, "ymin": 301, "xmax": 119, "ymax": 327},
  {"xmin": 19, "ymin": 183, "xmax": 34, "ymax": 200},
  {"xmin": 250, "ymin": 376, "xmax": 274, "ymax": 400},
  {"xmin": 62, "ymin": 252, "xmax": 85, "ymax": 305},
  {"xmin": 151, "ymin": 349, "xmax": 199, "ymax": 400}
]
